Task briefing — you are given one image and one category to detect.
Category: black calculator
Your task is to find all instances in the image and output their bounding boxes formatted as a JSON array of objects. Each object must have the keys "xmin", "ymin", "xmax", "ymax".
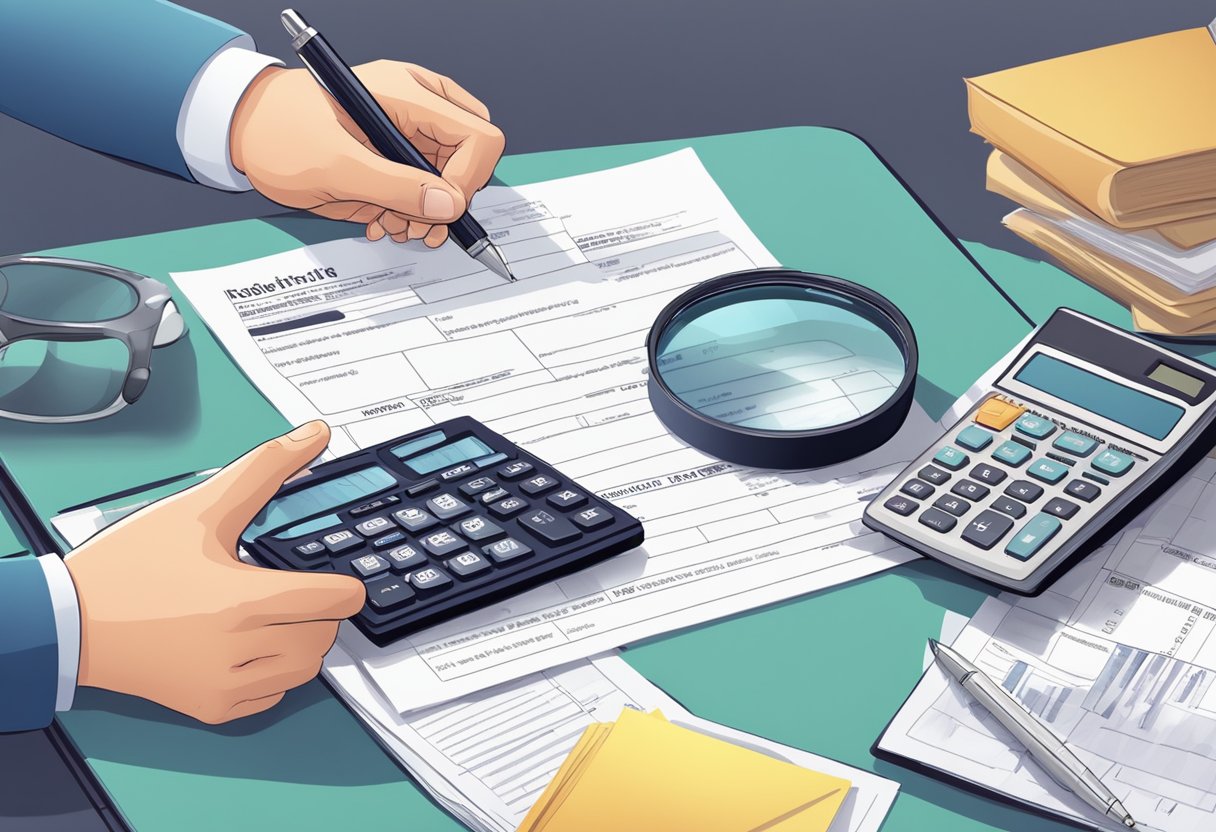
[{"xmin": 241, "ymin": 417, "xmax": 644, "ymax": 646}]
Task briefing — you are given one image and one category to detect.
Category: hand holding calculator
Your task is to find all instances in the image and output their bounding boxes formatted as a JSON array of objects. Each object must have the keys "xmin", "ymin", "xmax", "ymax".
[
  {"xmin": 242, "ymin": 418, "xmax": 644, "ymax": 645},
  {"xmin": 864, "ymin": 309, "xmax": 1216, "ymax": 593}
]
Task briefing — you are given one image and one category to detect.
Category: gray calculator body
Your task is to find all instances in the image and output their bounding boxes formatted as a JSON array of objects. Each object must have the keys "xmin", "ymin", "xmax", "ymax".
[{"xmin": 863, "ymin": 308, "xmax": 1216, "ymax": 594}]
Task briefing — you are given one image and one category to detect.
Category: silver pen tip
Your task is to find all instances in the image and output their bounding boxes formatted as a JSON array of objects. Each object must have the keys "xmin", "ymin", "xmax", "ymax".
[
  {"xmin": 281, "ymin": 9, "xmax": 308, "ymax": 38},
  {"xmin": 1123, "ymin": 818, "xmax": 1136, "ymax": 828},
  {"xmin": 474, "ymin": 243, "xmax": 516, "ymax": 282},
  {"xmin": 927, "ymin": 638, "xmax": 941, "ymax": 656}
]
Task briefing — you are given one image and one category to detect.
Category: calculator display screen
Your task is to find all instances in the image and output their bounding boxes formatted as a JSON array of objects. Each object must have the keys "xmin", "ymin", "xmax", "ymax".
[
  {"xmin": 1015, "ymin": 354, "xmax": 1184, "ymax": 440},
  {"xmin": 242, "ymin": 466, "xmax": 396, "ymax": 543},
  {"xmin": 400, "ymin": 436, "xmax": 495, "ymax": 475}
]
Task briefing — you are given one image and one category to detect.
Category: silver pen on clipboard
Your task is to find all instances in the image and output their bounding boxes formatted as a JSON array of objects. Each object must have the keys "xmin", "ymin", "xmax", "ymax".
[{"xmin": 929, "ymin": 639, "xmax": 1136, "ymax": 829}]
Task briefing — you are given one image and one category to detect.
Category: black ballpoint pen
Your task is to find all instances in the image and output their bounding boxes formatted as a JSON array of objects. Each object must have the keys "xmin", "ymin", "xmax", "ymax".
[{"xmin": 280, "ymin": 9, "xmax": 515, "ymax": 281}]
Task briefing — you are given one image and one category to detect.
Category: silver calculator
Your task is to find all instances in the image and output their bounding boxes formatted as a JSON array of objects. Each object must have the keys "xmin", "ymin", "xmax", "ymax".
[{"xmin": 863, "ymin": 308, "xmax": 1216, "ymax": 593}]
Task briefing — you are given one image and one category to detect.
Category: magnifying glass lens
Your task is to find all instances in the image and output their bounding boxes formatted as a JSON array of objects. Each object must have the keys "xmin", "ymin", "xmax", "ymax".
[{"xmin": 656, "ymin": 286, "xmax": 907, "ymax": 431}]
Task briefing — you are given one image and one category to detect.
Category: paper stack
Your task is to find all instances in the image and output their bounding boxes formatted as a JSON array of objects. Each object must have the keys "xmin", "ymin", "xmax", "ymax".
[
  {"xmin": 518, "ymin": 707, "xmax": 852, "ymax": 832},
  {"xmin": 966, "ymin": 26, "xmax": 1216, "ymax": 336}
]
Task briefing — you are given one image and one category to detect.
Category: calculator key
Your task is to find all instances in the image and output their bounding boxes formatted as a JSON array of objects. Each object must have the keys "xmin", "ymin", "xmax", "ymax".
[
  {"xmin": 489, "ymin": 496, "xmax": 529, "ymax": 518},
  {"xmin": 520, "ymin": 474, "xmax": 561, "ymax": 496},
  {"xmin": 1005, "ymin": 480, "xmax": 1044, "ymax": 503},
  {"xmin": 933, "ymin": 495, "xmax": 971, "ymax": 517},
  {"xmin": 883, "ymin": 496, "xmax": 918, "ymax": 516},
  {"xmin": 406, "ymin": 479, "xmax": 439, "ymax": 497},
  {"xmin": 372, "ymin": 531, "xmax": 407, "ymax": 550},
  {"xmin": 426, "ymin": 493, "xmax": 471, "ymax": 520},
  {"xmin": 961, "ymin": 510, "xmax": 1014, "ymax": 550},
  {"xmin": 355, "ymin": 516, "xmax": 394, "ymax": 537},
  {"xmin": 349, "ymin": 495, "xmax": 400, "ymax": 517},
  {"xmin": 519, "ymin": 510, "xmax": 581, "ymax": 545},
  {"xmin": 955, "ymin": 425, "xmax": 994, "ymax": 451},
  {"xmin": 950, "ymin": 480, "xmax": 990, "ymax": 501},
  {"xmin": 385, "ymin": 544, "xmax": 426, "ymax": 572},
  {"xmin": 933, "ymin": 446, "xmax": 969, "ymax": 471},
  {"xmin": 498, "ymin": 461, "xmax": 534, "ymax": 480},
  {"xmin": 322, "ymin": 529, "xmax": 362, "ymax": 554},
  {"xmin": 1005, "ymin": 514, "xmax": 1062, "ymax": 560},
  {"xmin": 900, "ymin": 479, "xmax": 936, "ymax": 500},
  {"xmin": 1027, "ymin": 458, "xmax": 1068, "ymax": 484},
  {"xmin": 480, "ymin": 487, "xmax": 510, "ymax": 505},
  {"xmin": 1092, "ymin": 448, "xmax": 1135, "ymax": 477},
  {"xmin": 460, "ymin": 476, "xmax": 498, "ymax": 497},
  {"xmin": 974, "ymin": 398, "xmax": 1024, "ymax": 431},
  {"xmin": 484, "ymin": 537, "xmax": 533, "ymax": 564},
  {"xmin": 1052, "ymin": 431, "xmax": 1098, "ymax": 457},
  {"xmin": 448, "ymin": 551, "xmax": 492, "ymax": 578},
  {"xmin": 572, "ymin": 506, "xmax": 614, "ymax": 530},
  {"xmin": 409, "ymin": 567, "xmax": 453, "ymax": 592},
  {"xmin": 419, "ymin": 529, "xmax": 468, "ymax": 558},
  {"xmin": 352, "ymin": 554, "xmax": 390, "ymax": 578},
  {"xmin": 917, "ymin": 465, "xmax": 951, "ymax": 485},
  {"xmin": 548, "ymin": 489, "xmax": 588, "ymax": 510},
  {"xmin": 918, "ymin": 508, "xmax": 958, "ymax": 533},
  {"xmin": 364, "ymin": 576, "xmax": 415, "ymax": 612},
  {"xmin": 1064, "ymin": 479, "xmax": 1101, "ymax": 502},
  {"xmin": 294, "ymin": 541, "xmax": 326, "ymax": 559},
  {"xmin": 969, "ymin": 463, "xmax": 1007, "ymax": 486},
  {"xmin": 453, "ymin": 515, "xmax": 505, "ymax": 542},
  {"xmin": 440, "ymin": 462, "xmax": 479, "ymax": 481},
  {"xmin": 393, "ymin": 506, "xmax": 438, "ymax": 533},
  {"xmin": 1014, "ymin": 414, "xmax": 1056, "ymax": 439},
  {"xmin": 1043, "ymin": 497, "xmax": 1080, "ymax": 520},
  {"xmin": 990, "ymin": 496, "xmax": 1027, "ymax": 519},
  {"xmin": 992, "ymin": 441, "xmax": 1031, "ymax": 467}
]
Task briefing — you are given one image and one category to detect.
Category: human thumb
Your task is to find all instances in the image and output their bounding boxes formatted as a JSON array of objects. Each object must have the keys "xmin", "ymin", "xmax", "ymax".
[{"xmin": 329, "ymin": 145, "xmax": 466, "ymax": 223}]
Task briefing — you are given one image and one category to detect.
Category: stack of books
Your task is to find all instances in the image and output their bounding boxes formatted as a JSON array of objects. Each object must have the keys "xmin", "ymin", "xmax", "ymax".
[{"xmin": 966, "ymin": 26, "xmax": 1216, "ymax": 336}]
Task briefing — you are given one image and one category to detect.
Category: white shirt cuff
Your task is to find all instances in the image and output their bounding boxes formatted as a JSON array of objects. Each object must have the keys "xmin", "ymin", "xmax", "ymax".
[
  {"xmin": 176, "ymin": 37, "xmax": 284, "ymax": 192},
  {"xmin": 37, "ymin": 555, "xmax": 81, "ymax": 712}
]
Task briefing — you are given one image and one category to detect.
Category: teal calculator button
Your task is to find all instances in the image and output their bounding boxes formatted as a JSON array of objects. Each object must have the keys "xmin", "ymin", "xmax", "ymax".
[
  {"xmin": 933, "ymin": 446, "xmax": 969, "ymax": 470},
  {"xmin": 955, "ymin": 425, "xmax": 994, "ymax": 451},
  {"xmin": 993, "ymin": 441, "xmax": 1031, "ymax": 467},
  {"xmin": 1092, "ymin": 448, "xmax": 1135, "ymax": 477},
  {"xmin": 1004, "ymin": 513, "xmax": 1062, "ymax": 560},
  {"xmin": 1052, "ymin": 431, "xmax": 1098, "ymax": 457},
  {"xmin": 1027, "ymin": 458, "xmax": 1068, "ymax": 484},
  {"xmin": 1014, "ymin": 415, "xmax": 1056, "ymax": 439}
]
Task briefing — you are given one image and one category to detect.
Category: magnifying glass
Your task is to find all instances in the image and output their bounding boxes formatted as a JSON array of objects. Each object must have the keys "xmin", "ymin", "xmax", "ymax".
[{"xmin": 646, "ymin": 269, "xmax": 918, "ymax": 470}]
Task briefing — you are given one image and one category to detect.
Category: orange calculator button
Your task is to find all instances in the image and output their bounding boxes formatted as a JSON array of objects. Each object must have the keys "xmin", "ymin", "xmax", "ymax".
[{"xmin": 974, "ymin": 397, "xmax": 1025, "ymax": 431}]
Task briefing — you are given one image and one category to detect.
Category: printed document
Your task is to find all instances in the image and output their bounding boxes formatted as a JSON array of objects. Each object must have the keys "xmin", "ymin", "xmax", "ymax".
[
  {"xmin": 54, "ymin": 501, "xmax": 898, "ymax": 832},
  {"xmin": 879, "ymin": 455, "xmax": 1216, "ymax": 832},
  {"xmin": 173, "ymin": 150, "xmax": 935, "ymax": 711}
]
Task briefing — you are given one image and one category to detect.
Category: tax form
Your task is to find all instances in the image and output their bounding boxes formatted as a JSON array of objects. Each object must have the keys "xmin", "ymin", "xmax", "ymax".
[
  {"xmin": 879, "ymin": 455, "xmax": 1216, "ymax": 832},
  {"xmin": 173, "ymin": 150, "xmax": 936, "ymax": 711}
]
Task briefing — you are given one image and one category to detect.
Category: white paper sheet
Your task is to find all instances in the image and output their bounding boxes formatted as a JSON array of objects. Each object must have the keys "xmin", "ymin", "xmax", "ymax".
[
  {"xmin": 172, "ymin": 150, "xmax": 935, "ymax": 712},
  {"xmin": 879, "ymin": 455, "xmax": 1216, "ymax": 832},
  {"xmin": 53, "ymin": 497, "xmax": 899, "ymax": 832}
]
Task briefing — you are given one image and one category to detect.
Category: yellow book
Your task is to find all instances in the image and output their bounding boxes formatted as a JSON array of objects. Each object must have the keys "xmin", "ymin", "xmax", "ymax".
[
  {"xmin": 1004, "ymin": 209, "xmax": 1216, "ymax": 336},
  {"xmin": 967, "ymin": 28, "xmax": 1216, "ymax": 228},
  {"xmin": 987, "ymin": 150, "xmax": 1216, "ymax": 250},
  {"xmin": 518, "ymin": 709, "xmax": 850, "ymax": 832}
]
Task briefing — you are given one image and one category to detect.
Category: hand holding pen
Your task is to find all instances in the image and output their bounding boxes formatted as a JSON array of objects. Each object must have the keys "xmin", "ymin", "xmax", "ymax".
[{"xmin": 226, "ymin": 11, "xmax": 511, "ymax": 277}]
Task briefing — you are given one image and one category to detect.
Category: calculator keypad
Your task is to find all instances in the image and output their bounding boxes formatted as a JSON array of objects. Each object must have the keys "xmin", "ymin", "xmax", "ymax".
[
  {"xmin": 248, "ymin": 419, "xmax": 642, "ymax": 647},
  {"xmin": 869, "ymin": 393, "xmax": 1152, "ymax": 584}
]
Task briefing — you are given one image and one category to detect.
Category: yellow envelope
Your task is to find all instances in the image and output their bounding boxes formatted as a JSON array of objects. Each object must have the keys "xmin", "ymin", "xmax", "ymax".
[{"xmin": 520, "ymin": 708, "xmax": 850, "ymax": 832}]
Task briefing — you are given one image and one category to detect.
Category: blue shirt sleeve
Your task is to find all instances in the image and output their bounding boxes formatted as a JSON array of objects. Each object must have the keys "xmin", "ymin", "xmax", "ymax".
[
  {"xmin": 0, "ymin": 557, "xmax": 59, "ymax": 732},
  {"xmin": 0, "ymin": 0, "xmax": 246, "ymax": 180}
]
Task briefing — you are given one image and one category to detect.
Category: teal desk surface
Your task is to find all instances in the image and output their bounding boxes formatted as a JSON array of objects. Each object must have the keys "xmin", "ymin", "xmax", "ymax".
[{"xmin": 4, "ymin": 126, "xmax": 1186, "ymax": 831}]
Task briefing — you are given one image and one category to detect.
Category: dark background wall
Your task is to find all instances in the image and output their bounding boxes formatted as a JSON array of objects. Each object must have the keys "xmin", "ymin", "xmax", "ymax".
[{"xmin": 2, "ymin": 1, "xmax": 1211, "ymax": 260}]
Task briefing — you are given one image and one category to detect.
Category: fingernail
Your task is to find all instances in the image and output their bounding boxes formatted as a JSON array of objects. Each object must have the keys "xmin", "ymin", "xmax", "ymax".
[
  {"xmin": 287, "ymin": 421, "xmax": 326, "ymax": 442},
  {"xmin": 422, "ymin": 187, "xmax": 456, "ymax": 221}
]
